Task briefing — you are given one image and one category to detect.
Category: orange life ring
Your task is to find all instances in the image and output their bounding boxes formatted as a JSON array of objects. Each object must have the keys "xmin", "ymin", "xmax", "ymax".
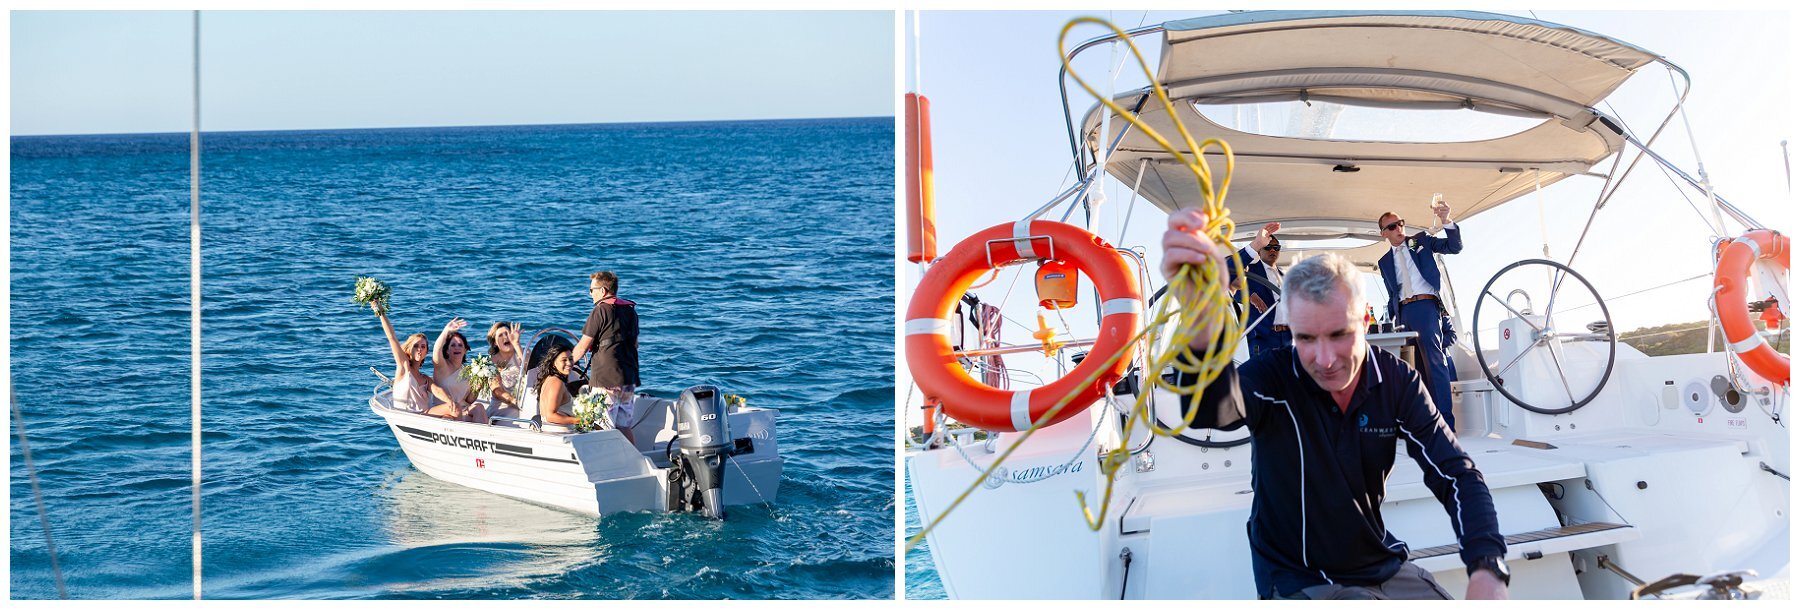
[
  {"xmin": 906, "ymin": 220, "xmax": 1142, "ymax": 432},
  {"xmin": 1713, "ymin": 229, "xmax": 1790, "ymax": 386}
]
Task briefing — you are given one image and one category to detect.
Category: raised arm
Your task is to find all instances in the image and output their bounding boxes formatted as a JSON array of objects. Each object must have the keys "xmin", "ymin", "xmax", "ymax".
[
  {"xmin": 1424, "ymin": 201, "xmax": 1463, "ymax": 255},
  {"xmin": 433, "ymin": 317, "xmax": 466, "ymax": 370},
  {"xmin": 1173, "ymin": 360, "xmax": 1251, "ymax": 431},
  {"xmin": 1437, "ymin": 223, "xmax": 1464, "ymax": 255},
  {"xmin": 510, "ymin": 322, "xmax": 523, "ymax": 357},
  {"xmin": 1163, "ymin": 209, "xmax": 1263, "ymax": 432},
  {"xmin": 377, "ymin": 310, "xmax": 407, "ymax": 370}
]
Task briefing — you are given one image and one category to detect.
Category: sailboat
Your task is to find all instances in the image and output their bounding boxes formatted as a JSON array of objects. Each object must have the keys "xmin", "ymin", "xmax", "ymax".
[{"xmin": 905, "ymin": 10, "xmax": 1787, "ymax": 599}]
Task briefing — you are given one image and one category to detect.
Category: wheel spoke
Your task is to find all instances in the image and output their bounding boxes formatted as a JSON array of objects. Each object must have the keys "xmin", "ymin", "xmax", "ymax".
[
  {"xmin": 1493, "ymin": 338, "xmax": 1543, "ymax": 379},
  {"xmin": 1483, "ymin": 290, "xmax": 1544, "ymax": 333},
  {"xmin": 1544, "ymin": 338, "xmax": 1579, "ymax": 406}
]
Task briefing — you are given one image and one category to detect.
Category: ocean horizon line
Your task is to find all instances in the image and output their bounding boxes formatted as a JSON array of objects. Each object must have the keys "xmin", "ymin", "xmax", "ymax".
[{"xmin": 11, "ymin": 114, "xmax": 894, "ymax": 139}]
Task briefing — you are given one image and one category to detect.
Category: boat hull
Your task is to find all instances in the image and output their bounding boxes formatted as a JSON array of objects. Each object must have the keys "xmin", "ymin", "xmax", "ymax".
[
  {"xmin": 910, "ymin": 351, "xmax": 1789, "ymax": 599},
  {"xmin": 372, "ymin": 395, "xmax": 782, "ymax": 516}
]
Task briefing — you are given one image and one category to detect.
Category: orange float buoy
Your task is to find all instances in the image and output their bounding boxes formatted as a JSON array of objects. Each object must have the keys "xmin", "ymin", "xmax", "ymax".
[
  {"xmin": 1713, "ymin": 229, "xmax": 1790, "ymax": 386},
  {"xmin": 905, "ymin": 221, "xmax": 1141, "ymax": 432},
  {"xmin": 1035, "ymin": 259, "xmax": 1079, "ymax": 309},
  {"xmin": 1760, "ymin": 301, "xmax": 1786, "ymax": 329},
  {"xmin": 905, "ymin": 93, "xmax": 937, "ymax": 263}
]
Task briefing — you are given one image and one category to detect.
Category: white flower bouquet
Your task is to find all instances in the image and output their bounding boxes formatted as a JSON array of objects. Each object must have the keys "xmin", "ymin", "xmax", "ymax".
[
  {"xmin": 573, "ymin": 387, "xmax": 613, "ymax": 433},
  {"xmin": 351, "ymin": 276, "xmax": 392, "ymax": 315},
  {"xmin": 461, "ymin": 353, "xmax": 499, "ymax": 399}
]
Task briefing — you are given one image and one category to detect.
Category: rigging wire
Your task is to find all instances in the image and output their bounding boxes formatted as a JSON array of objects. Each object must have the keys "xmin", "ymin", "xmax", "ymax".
[
  {"xmin": 1783, "ymin": 141, "xmax": 1791, "ymax": 194},
  {"xmin": 1475, "ymin": 272, "xmax": 1711, "ymax": 335},
  {"xmin": 1602, "ymin": 100, "xmax": 1725, "ymax": 234}
]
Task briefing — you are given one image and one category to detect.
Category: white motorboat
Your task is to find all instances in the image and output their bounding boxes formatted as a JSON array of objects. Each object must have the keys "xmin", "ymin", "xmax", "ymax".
[
  {"xmin": 371, "ymin": 330, "xmax": 782, "ymax": 519},
  {"xmin": 905, "ymin": 11, "xmax": 1788, "ymax": 600}
]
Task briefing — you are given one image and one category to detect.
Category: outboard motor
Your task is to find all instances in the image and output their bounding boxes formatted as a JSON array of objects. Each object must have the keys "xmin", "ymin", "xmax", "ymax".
[{"xmin": 669, "ymin": 385, "xmax": 733, "ymax": 519}]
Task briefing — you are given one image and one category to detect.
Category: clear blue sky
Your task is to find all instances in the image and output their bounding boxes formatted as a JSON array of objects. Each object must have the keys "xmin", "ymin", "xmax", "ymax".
[
  {"xmin": 906, "ymin": 10, "xmax": 1791, "ymax": 344},
  {"xmin": 9, "ymin": 11, "xmax": 894, "ymax": 135}
]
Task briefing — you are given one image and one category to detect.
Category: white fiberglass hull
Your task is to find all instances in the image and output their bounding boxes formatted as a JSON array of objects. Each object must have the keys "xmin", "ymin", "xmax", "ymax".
[
  {"xmin": 910, "ymin": 351, "xmax": 1788, "ymax": 599},
  {"xmin": 372, "ymin": 393, "xmax": 783, "ymax": 516}
]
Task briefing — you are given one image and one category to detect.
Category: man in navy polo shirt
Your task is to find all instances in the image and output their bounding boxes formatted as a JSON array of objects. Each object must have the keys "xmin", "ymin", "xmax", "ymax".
[
  {"xmin": 1376, "ymin": 200, "xmax": 1463, "ymax": 430},
  {"xmin": 1161, "ymin": 208, "xmax": 1508, "ymax": 600}
]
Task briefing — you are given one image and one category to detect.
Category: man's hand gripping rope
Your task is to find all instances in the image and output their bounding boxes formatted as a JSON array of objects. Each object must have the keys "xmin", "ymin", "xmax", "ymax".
[{"xmin": 1059, "ymin": 17, "xmax": 1247, "ymax": 530}]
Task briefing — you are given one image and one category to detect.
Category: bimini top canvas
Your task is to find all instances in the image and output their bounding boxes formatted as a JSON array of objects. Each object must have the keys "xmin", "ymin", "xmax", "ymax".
[{"xmin": 1082, "ymin": 10, "xmax": 1667, "ymax": 264}]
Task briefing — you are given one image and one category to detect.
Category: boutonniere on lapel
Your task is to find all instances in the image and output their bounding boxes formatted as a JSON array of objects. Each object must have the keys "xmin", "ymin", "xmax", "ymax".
[{"xmin": 1407, "ymin": 236, "xmax": 1423, "ymax": 254}]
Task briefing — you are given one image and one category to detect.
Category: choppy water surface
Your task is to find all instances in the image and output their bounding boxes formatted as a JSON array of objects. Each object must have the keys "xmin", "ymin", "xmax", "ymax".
[
  {"xmin": 904, "ymin": 474, "xmax": 946, "ymax": 599},
  {"xmin": 10, "ymin": 119, "xmax": 894, "ymax": 599}
]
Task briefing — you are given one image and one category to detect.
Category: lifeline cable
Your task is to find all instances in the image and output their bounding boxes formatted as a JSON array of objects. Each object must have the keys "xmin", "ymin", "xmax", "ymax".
[{"xmin": 906, "ymin": 17, "xmax": 1246, "ymax": 551}]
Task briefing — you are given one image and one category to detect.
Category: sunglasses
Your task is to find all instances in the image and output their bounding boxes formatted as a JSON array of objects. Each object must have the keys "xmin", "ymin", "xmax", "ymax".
[
  {"xmin": 1382, "ymin": 219, "xmax": 1406, "ymax": 232},
  {"xmin": 1261, "ymin": 244, "xmax": 1281, "ymax": 252}
]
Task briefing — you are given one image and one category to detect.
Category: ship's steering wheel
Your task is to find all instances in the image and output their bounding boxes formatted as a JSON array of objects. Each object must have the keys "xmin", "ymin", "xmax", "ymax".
[
  {"xmin": 1470, "ymin": 259, "xmax": 1618, "ymax": 415},
  {"xmin": 1142, "ymin": 280, "xmax": 1265, "ymax": 448}
]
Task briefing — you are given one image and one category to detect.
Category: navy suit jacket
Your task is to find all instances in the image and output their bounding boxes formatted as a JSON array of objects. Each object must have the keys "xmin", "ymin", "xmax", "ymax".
[
  {"xmin": 1376, "ymin": 225, "xmax": 1463, "ymax": 320},
  {"xmin": 1232, "ymin": 247, "xmax": 1281, "ymax": 338}
]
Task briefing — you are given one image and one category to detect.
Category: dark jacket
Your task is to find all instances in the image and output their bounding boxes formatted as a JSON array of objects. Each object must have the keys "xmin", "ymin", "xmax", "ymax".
[
  {"xmin": 1376, "ymin": 225, "xmax": 1463, "ymax": 320},
  {"xmin": 1232, "ymin": 246, "xmax": 1282, "ymax": 340},
  {"xmin": 1180, "ymin": 346, "xmax": 1504, "ymax": 598}
]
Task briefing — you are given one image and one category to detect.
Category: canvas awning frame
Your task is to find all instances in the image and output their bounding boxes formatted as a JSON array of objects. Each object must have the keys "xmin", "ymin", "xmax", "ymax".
[{"xmin": 1039, "ymin": 10, "xmax": 1764, "ymax": 270}]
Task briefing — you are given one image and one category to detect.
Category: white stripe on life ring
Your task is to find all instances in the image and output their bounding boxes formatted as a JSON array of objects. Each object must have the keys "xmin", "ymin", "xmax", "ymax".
[
  {"xmin": 1011, "ymin": 389, "xmax": 1034, "ymax": 431},
  {"xmin": 1013, "ymin": 219, "xmax": 1037, "ymax": 260},
  {"xmin": 1729, "ymin": 334, "xmax": 1767, "ymax": 354},
  {"xmin": 1101, "ymin": 298, "xmax": 1143, "ymax": 317},
  {"xmin": 1735, "ymin": 236, "xmax": 1764, "ymax": 259},
  {"xmin": 905, "ymin": 318, "xmax": 950, "ymax": 336}
]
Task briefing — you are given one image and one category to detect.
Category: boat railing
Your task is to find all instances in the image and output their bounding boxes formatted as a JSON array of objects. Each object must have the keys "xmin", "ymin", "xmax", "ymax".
[
  {"xmin": 489, "ymin": 416, "xmax": 542, "ymax": 431},
  {"xmin": 368, "ymin": 366, "xmax": 392, "ymax": 398}
]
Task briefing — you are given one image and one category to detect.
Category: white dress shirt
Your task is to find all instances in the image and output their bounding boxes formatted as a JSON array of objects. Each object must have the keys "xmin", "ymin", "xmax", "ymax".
[{"xmin": 1392, "ymin": 222, "xmax": 1454, "ymax": 300}]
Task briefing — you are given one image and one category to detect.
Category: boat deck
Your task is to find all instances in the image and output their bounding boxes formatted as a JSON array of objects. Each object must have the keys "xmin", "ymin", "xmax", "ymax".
[{"xmin": 1116, "ymin": 426, "xmax": 1778, "ymax": 597}]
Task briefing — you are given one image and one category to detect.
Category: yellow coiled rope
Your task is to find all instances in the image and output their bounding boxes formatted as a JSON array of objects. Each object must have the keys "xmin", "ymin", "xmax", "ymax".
[{"xmin": 906, "ymin": 16, "xmax": 1244, "ymax": 552}]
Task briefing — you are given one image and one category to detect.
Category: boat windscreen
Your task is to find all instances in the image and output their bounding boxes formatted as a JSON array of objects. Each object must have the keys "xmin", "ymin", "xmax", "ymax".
[{"xmin": 528, "ymin": 334, "xmax": 574, "ymax": 372}]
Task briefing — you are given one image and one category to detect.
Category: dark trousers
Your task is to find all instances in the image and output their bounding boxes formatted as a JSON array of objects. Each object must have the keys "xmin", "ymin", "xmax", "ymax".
[
  {"xmin": 1399, "ymin": 299, "xmax": 1455, "ymax": 431},
  {"xmin": 1277, "ymin": 562, "xmax": 1455, "ymax": 600}
]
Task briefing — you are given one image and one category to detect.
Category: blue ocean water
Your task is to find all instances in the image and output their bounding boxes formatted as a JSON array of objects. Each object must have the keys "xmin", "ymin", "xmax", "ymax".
[{"xmin": 10, "ymin": 118, "xmax": 895, "ymax": 599}]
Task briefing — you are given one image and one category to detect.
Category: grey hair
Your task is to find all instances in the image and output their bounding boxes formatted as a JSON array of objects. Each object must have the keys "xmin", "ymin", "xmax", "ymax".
[{"xmin": 1284, "ymin": 253, "xmax": 1364, "ymax": 307}]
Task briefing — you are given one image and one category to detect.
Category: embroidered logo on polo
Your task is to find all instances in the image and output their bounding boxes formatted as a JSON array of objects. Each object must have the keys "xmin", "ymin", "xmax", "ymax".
[{"xmin": 1357, "ymin": 413, "xmax": 1397, "ymax": 436}]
